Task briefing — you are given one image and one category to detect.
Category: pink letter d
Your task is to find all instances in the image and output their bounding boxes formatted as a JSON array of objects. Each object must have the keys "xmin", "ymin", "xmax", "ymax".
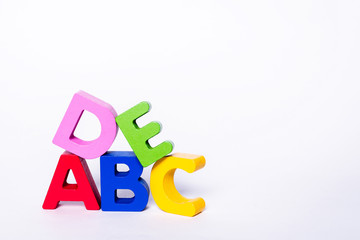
[{"xmin": 52, "ymin": 90, "xmax": 118, "ymax": 159}]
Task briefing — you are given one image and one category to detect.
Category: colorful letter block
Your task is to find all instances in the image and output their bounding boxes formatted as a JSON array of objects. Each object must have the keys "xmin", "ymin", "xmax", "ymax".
[
  {"xmin": 45, "ymin": 91, "xmax": 206, "ymax": 216},
  {"xmin": 100, "ymin": 151, "xmax": 149, "ymax": 211},
  {"xmin": 116, "ymin": 101, "xmax": 173, "ymax": 167},
  {"xmin": 150, "ymin": 153, "xmax": 206, "ymax": 217},
  {"xmin": 53, "ymin": 90, "xmax": 118, "ymax": 159},
  {"xmin": 43, "ymin": 152, "xmax": 101, "ymax": 210}
]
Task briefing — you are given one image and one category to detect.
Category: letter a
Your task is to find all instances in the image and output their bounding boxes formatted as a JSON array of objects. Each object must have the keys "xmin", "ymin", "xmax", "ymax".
[{"xmin": 42, "ymin": 152, "xmax": 101, "ymax": 210}]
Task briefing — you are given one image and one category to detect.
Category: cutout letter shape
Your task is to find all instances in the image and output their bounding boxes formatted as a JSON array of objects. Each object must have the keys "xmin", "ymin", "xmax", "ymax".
[
  {"xmin": 100, "ymin": 151, "xmax": 149, "ymax": 211},
  {"xmin": 150, "ymin": 153, "xmax": 206, "ymax": 217},
  {"xmin": 43, "ymin": 152, "xmax": 101, "ymax": 210},
  {"xmin": 116, "ymin": 101, "xmax": 173, "ymax": 167},
  {"xmin": 53, "ymin": 90, "xmax": 118, "ymax": 159}
]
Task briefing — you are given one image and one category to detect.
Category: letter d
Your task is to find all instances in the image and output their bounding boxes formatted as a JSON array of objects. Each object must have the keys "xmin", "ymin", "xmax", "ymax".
[{"xmin": 52, "ymin": 90, "xmax": 118, "ymax": 159}]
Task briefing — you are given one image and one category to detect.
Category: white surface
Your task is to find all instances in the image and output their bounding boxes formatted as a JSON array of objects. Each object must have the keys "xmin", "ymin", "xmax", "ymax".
[{"xmin": 0, "ymin": 0, "xmax": 359, "ymax": 239}]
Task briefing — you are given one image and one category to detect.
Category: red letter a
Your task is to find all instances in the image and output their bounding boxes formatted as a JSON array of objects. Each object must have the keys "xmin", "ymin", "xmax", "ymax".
[{"xmin": 43, "ymin": 152, "xmax": 101, "ymax": 210}]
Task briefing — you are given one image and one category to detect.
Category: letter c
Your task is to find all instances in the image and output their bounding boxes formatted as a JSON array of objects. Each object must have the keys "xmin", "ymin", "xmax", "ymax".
[{"xmin": 150, "ymin": 153, "xmax": 206, "ymax": 217}]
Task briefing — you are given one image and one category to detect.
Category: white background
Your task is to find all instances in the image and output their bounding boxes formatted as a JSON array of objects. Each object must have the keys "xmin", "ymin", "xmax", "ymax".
[{"xmin": 0, "ymin": 0, "xmax": 359, "ymax": 239}]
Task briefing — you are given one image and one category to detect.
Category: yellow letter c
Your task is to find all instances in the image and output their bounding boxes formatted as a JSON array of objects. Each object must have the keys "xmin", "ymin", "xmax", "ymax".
[{"xmin": 150, "ymin": 153, "xmax": 206, "ymax": 217}]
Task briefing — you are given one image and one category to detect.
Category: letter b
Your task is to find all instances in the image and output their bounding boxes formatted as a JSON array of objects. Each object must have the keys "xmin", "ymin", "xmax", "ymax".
[{"xmin": 100, "ymin": 151, "xmax": 149, "ymax": 211}]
